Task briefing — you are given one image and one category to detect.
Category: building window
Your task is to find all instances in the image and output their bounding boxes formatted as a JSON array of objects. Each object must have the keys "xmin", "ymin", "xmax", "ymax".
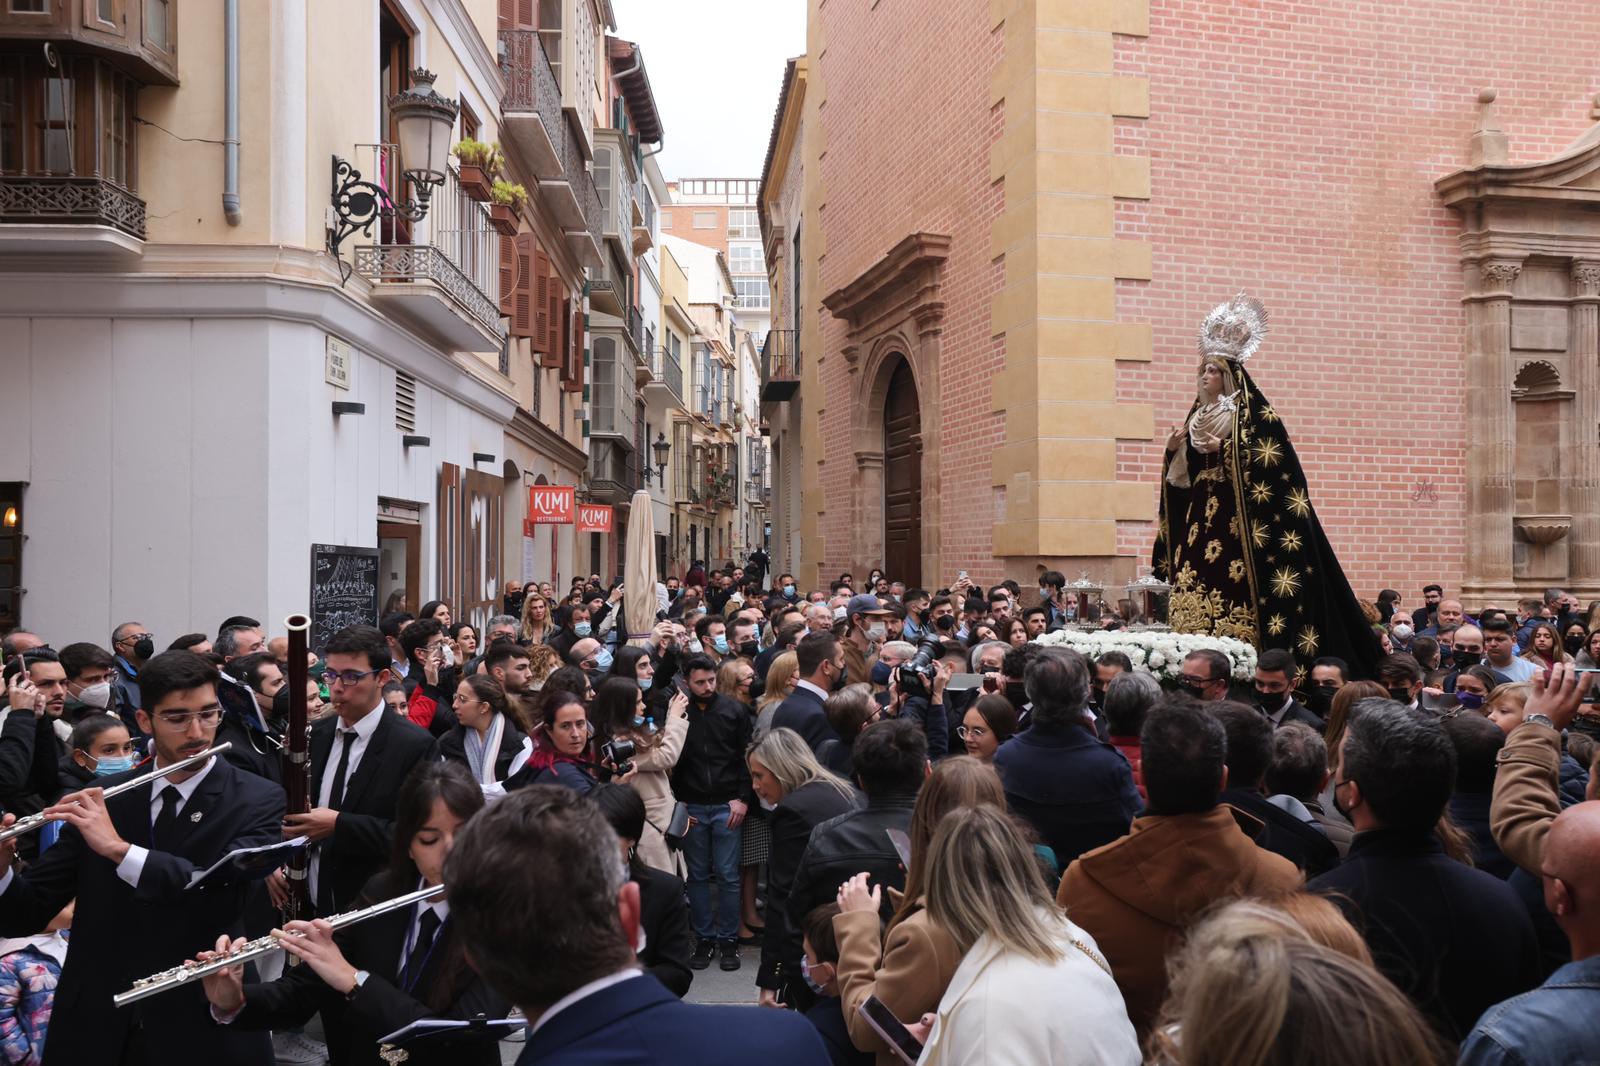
[
  {"xmin": 660, "ymin": 209, "xmax": 672, "ymax": 230},
  {"xmin": 734, "ymin": 277, "xmax": 769, "ymax": 309},
  {"xmin": 98, "ymin": 0, "xmax": 116, "ymax": 22},
  {"xmin": 728, "ymin": 207, "xmax": 758, "ymax": 238},
  {"xmin": 0, "ymin": 54, "xmax": 138, "ymax": 187},
  {"xmin": 145, "ymin": 0, "xmax": 171, "ymax": 52},
  {"xmin": 692, "ymin": 210, "xmax": 716, "ymax": 229},
  {"xmin": 728, "ymin": 243, "xmax": 762, "ymax": 274},
  {"xmin": 8, "ymin": 0, "xmax": 46, "ymax": 12}
]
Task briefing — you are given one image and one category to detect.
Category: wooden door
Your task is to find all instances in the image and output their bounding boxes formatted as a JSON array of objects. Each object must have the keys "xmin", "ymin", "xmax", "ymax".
[
  {"xmin": 377, "ymin": 521, "xmax": 420, "ymax": 616},
  {"xmin": 882, "ymin": 357, "xmax": 922, "ymax": 587}
]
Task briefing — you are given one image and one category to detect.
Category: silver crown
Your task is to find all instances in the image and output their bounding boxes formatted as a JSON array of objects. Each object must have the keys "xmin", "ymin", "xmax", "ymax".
[{"xmin": 1198, "ymin": 293, "xmax": 1269, "ymax": 363}]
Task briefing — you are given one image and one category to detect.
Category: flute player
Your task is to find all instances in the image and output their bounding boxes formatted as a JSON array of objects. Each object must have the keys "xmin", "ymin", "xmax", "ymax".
[{"xmin": 0, "ymin": 650, "xmax": 283, "ymax": 1065}]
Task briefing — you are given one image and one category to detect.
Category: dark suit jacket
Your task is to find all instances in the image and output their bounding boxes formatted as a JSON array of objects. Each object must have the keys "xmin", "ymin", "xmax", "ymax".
[
  {"xmin": 215, "ymin": 707, "xmax": 284, "ymax": 786},
  {"xmin": 992, "ymin": 720, "xmax": 1141, "ymax": 867},
  {"xmin": 438, "ymin": 718, "xmax": 529, "ymax": 783},
  {"xmin": 1222, "ymin": 789, "xmax": 1339, "ymax": 878},
  {"xmin": 1309, "ymin": 827, "xmax": 1540, "ymax": 1043},
  {"xmin": 0, "ymin": 755, "xmax": 282, "ymax": 1065},
  {"xmin": 235, "ymin": 872, "xmax": 509, "ymax": 1066},
  {"xmin": 311, "ymin": 709, "xmax": 438, "ymax": 913},
  {"xmin": 759, "ymin": 781, "xmax": 862, "ymax": 993},
  {"xmin": 1272, "ymin": 697, "xmax": 1326, "ymax": 732},
  {"xmin": 634, "ymin": 863, "xmax": 694, "ymax": 998},
  {"xmin": 770, "ymin": 687, "xmax": 836, "ymax": 752},
  {"xmin": 513, "ymin": 972, "xmax": 828, "ymax": 1065}
]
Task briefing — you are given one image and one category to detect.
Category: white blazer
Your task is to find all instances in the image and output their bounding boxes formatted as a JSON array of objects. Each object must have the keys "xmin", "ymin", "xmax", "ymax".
[{"xmin": 918, "ymin": 916, "xmax": 1141, "ymax": 1066}]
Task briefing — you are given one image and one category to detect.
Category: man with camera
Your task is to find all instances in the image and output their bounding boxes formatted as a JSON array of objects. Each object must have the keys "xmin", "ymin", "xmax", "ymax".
[{"xmin": 669, "ymin": 655, "xmax": 755, "ymax": 974}]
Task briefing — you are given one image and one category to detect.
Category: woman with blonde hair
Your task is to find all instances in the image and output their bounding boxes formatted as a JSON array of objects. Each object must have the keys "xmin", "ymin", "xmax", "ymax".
[
  {"xmin": 1148, "ymin": 898, "xmax": 1450, "ymax": 1066},
  {"xmin": 833, "ymin": 756, "xmax": 1002, "ymax": 1066},
  {"xmin": 912, "ymin": 805, "xmax": 1140, "ymax": 1065},
  {"xmin": 519, "ymin": 590, "xmax": 556, "ymax": 645},
  {"xmin": 524, "ymin": 644, "xmax": 560, "ymax": 690},
  {"xmin": 749, "ymin": 728, "xmax": 860, "ymax": 1009},
  {"xmin": 755, "ymin": 650, "xmax": 800, "ymax": 741}
]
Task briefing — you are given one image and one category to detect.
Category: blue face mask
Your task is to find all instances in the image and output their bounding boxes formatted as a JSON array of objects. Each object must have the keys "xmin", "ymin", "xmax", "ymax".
[
  {"xmin": 633, "ymin": 714, "xmax": 647, "ymax": 727},
  {"xmin": 783, "ymin": 585, "xmax": 797, "ymax": 599},
  {"xmin": 638, "ymin": 676, "xmax": 653, "ymax": 691},
  {"xmin": 93, "ymin": 754, "xmax": 136, "ymax": 777},
  {"xmin": 712, "ymin": 636, "xmax": 730, "ymax": 654},
  {"xmin": 593, "ymin": 647, "xmax": 613, "ymax": 672},
  {"xmin": 870, "ymin": 661, "xmax": 894, "ymax": 686},
  {"xmin": 1456, "ymin": 690, "xmax": 1485, "ymax": 711},
  {"xmin": 573, "ymin": 622, "xmax": 592, "ymax": 637}
]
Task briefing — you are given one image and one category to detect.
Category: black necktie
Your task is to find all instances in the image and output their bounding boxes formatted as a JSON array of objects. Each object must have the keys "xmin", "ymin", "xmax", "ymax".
[
  {"xmin": 328, "ymin": 731, "xmax": 357, "ymax": 808},
  {"xmin": 152, "ymin": 785, "xmax": 181, "ymax": 846},
  {"xmin": 403, "ymin": 908, "xmax": 442, "ymax": 988}
]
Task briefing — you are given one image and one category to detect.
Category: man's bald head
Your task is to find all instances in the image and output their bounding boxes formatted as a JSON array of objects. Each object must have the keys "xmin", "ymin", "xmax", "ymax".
[
  {"xmin": 1542, "ymin": 801, "xmax": 1600, "ymax": 942},
  {"xmin": 1452, "ymin": 624, "xmax": 1483, "ymax": 655}
]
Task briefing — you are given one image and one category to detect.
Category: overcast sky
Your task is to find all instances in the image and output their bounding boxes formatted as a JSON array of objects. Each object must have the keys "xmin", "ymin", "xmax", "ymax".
[{"xmin": 611, "ymin": 0, "xmax": 805, "ymax": 182}]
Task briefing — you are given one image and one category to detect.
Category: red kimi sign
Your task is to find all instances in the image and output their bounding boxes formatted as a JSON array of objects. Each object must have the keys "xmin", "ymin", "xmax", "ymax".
[
  {"xmin": 577, "ymin": 504, "xmax": 614, "ymax": 534},
  {"xmin": 529, "ymin": 485, "xmax": 574, "ymax": 525}
]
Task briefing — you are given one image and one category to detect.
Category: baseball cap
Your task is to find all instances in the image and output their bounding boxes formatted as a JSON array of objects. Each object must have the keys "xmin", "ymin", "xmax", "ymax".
[{"xmin": 847, "ymin": 593, "xmax": 891, "ymax": 617}]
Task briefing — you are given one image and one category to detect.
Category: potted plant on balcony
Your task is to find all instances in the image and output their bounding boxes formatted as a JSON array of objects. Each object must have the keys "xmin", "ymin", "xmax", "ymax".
[
  {"xmin": 487, "ymin": 180, "xmax": 527, "ymax": 236},
  {"xmin": 451, "ymin": 139, "xmax": 501, "ymax": 201}
]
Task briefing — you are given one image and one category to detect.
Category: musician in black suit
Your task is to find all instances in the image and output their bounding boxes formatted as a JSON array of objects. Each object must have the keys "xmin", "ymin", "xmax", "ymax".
[
  {"xmin": 769, "ymin": 633, "xmax": 845, "ymax": 753},
  {"xmin": 282, "ymin": 625, "xmax": 437, "ymax": 915},
  {"xmin": 0, "ymin": 650, "xmax": 283, "ymax": 1065},
  {"xmin": 199, "ymin": 761, "xmax": 510, "ymax": 1066}
]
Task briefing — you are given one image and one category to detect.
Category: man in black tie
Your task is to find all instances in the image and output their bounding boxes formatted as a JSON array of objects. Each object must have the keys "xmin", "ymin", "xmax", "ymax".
[
  {"xmin": 283, "ymin": 625, "xmax": 435, "ymax": 915},
  {"xmin": 0, "ymin": 650, "xmax": 282, "ymax": 1065}
]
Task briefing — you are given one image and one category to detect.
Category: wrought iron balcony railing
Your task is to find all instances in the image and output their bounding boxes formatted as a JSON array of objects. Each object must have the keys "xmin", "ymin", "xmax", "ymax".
[{"xmin": 0, "ymin": 175, "xmax": 146, "ymax": 239}]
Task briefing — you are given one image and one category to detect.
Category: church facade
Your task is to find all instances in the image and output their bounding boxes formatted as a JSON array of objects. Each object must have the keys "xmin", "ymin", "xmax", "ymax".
[{"xmin": 762, "ymin": 0, "xmax": 1600, "ymax": 607}]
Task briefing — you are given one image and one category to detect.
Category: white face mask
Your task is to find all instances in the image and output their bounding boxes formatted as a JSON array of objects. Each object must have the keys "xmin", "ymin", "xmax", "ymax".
[
  {"xmin": 76, "ymin": 681, "xmax": 113, "ymax": 710},
  {"xmin": 866, "ymin": 623, "xmax": 887, "ymax": 644}
]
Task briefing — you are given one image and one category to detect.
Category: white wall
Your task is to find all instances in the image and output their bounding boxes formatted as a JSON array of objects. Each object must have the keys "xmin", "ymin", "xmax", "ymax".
[{"xmin": 2, "ymin": 304, "xmax": 505, "ymax": 646}]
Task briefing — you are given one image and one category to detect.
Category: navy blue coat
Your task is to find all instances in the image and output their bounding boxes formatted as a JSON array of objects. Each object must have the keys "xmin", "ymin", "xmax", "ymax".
[
  {"xmin": 513, "ymin": 972, "xmax": 828, "ymax": 1065},
  {"xmin": 992, "ymin": 719, "xmax": 1140, "ymax": 867},
  {"xmin": 1309, "ymin": 827, "xmax": 1541, "ymax": 1043},
  {"xmin": 770, "ymin": 687, "xmax": 837, "ymax": 753}
]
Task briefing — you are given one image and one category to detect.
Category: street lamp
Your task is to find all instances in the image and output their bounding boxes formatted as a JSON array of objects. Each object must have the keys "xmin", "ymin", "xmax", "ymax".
[
  {"xmin": 642, "ymin": 431, "xmax": 671, "ymax": 487},
  {"xmin": 328, "ymin": 68, "xmax": 460, "ymax": 259}
]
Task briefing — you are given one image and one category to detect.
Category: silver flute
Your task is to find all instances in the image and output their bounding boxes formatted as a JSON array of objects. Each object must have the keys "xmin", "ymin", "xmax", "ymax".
[
  {"xmin": 113, "ymin": 883, "xmax": 446, "ymax": 1007},
  {"xmin": 0, "ymin": 741, "xmax": 233, "ymax": 843}
]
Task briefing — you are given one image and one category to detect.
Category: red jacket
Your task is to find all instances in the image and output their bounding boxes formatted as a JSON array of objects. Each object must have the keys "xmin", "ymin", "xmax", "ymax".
[{"xmin": 1109, "ymin": 736, "xmax": 1145, "ymax": 801}]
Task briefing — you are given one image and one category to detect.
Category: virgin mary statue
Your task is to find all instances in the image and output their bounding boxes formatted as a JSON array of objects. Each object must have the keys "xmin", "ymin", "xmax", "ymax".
[{"xmin": 1152, "ymin": 295, "xmax": 1379, "ymax": 681}]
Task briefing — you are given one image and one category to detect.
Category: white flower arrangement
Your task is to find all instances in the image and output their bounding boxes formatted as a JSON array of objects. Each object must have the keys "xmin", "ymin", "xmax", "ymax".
[{"xmin": 1033, "ymin": 628, "xmax": 1258, "ymax": 682}]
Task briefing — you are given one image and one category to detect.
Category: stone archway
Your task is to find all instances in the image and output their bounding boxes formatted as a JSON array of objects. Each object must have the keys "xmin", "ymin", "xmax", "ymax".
[{"xmin": 824, "ymin": 232, "xmax": 950, "ymax": 582}]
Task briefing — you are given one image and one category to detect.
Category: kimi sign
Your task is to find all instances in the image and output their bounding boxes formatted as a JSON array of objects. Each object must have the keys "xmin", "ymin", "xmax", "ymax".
[
  {"xmin": 577, "ymin": 504, "xmax": 613, "ymax": 534},
  {"xmin": 528, "ymin": 485, "xmax": 574, "ymax": 525}
]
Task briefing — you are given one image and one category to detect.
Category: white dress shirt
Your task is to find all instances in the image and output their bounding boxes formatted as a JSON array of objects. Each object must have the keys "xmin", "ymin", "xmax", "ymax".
[
  {"xmin": 794, "ymin": 679, "xmax": 830, "ymax": 702},
  {"xmin": 309, "ymin": 701, "xmax": 385, "ymax": 902},
  {"xmin": 0, "ymin": 752, "xmax": 220, "ymax": 896}
]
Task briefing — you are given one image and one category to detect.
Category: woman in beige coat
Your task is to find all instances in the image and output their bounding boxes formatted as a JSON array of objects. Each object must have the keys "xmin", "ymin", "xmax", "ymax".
[
  {"xmin": 830, "ymin": 757, "xmax": 997, "ymax": 1066},
  {"xmin": 592, "ymin": 675, "xmax": 689, "ymax": 874}
]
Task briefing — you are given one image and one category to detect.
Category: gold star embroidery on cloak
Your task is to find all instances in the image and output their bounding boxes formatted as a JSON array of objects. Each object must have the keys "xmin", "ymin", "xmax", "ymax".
[
  {"xmin": 1266, "ymin": 613, "xmax": 1287, "ymax": 636},
  {"xmin": 1294, "ymin": 665, "xmax": 1308, "ymax": 687},
  {"xmin": 1249, "ymin": 481, "xmax": 1273, "ymax": 506},
  {"xmin": 1204, "ymin": 539, "xmax": 1223, "ymax": 563},
  {"xmin": 1280, "ymin": 530, "xmax": 1303, "ymax": 553},
  {"xmin": 1250, "ymin": 521, "xmax": 1270, "ymax": 549},
  {"xmin": 1271, "ymin": 567, "xmax": 1302, "ymax": 598},
  {"xmin": 1251, "ymin": 439, "xmax": 1283, "ymax": 468},
  {"xmin": 1286, "ymin": 488, "xmax": 1310, "ymax": 518},
  {"xmin": 1229, "ymin": 559, "xmax": 1247, "ymax": 583},
  {"xmin": 1187, "ymin": 523, "xmax": 1199, "ymax": 546},
  {"xmin": 1296, "ymin": 626, "xmax": 1320, "ymax": 657},
  {"xmin": 1260, "ymin": 405, "xmax": 1279, "ymax": 423}
]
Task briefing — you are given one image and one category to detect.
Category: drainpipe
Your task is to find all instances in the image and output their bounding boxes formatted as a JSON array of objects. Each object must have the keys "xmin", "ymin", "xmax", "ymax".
[{"xmin": 222, "ymin": 0, "xmax": 242, "ymax": 225}]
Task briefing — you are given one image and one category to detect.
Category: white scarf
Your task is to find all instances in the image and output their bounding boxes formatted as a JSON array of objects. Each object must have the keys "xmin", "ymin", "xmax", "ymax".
[{"xmin": 463, "ymin": 713, "xmax": 506, "ymax": 784}]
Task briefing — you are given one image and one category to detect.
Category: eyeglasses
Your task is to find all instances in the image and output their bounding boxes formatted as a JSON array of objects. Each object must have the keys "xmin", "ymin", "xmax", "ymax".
[
  {"xmin": 956, "ymin": 724, "xmax": 989, "ymax": 740},
  {"xmin": 323, "ymin": 668, "xmax": 381, "ymax": 687},
  {"xmin": 154, "ymin": 707, "xmax": 221, "ymax": 728},
  {"xmin": 117, "ymin": 632, "xmax": 152, "ymax": 646}
]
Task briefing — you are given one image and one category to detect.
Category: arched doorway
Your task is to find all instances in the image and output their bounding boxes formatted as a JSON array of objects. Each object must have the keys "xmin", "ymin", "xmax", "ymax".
[{"xmin": 882, "ymin": 356, "xmax": 923, "ymax": 586}]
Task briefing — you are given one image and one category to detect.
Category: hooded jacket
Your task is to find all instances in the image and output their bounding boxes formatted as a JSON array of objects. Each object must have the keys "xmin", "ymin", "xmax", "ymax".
[{"xmin": 1056, "ymin": 804, "xmax": 1301, "ymax": 1035}]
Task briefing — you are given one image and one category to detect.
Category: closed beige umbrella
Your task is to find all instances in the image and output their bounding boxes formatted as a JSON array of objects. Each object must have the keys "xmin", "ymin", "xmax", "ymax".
[{"xmin": 623, "ymin": 489, "xmax": 659, "ymax": 647}]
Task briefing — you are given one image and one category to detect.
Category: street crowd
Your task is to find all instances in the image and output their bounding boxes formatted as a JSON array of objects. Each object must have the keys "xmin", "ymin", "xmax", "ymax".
[{"xmin": 0, "ymin": 562, "xmax": 1593, "ymax": 1064}]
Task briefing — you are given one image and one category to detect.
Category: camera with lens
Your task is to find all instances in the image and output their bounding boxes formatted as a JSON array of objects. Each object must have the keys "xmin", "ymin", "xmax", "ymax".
[
  {"xmin": 895, "ymin": 636, "xmax": 944, "ymax": 700},
  {"xmin": 601, "ymin": 737, "xmax": 637, "ymax": 776}
]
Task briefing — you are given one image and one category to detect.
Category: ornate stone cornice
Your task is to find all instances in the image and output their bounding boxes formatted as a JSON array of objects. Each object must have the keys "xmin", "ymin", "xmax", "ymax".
[
  {"xmin": 1480, "ymin": 259, "xmax": 1523, "ymax": 287},
  {"xmin": 1573, "ymin": 260, "xmax": 1600, "ymax": 296},
  {"xmin": 823, "ymin": 232, "xmax": 951, "ymax": 341}
]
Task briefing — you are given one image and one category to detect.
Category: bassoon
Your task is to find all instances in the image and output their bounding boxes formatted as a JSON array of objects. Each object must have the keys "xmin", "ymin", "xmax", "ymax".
[{"xmin": 282, "ymin": 613, "xmax": 312, "ymax": 921}]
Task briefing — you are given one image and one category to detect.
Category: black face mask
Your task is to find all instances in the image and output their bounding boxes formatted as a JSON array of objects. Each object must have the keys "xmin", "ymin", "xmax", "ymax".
[
  {"xmin": 1090, "ymin": 684, "xmax": 1105, "ymax": 707},
  {"xmin": 1331, "ymin": 777, "xmax": 1353, "ymax": 819},
  {"xmin": 1255, "ymin": 691, "xmax": 1286, "ymax": 717},
  {"xmin": 1178, "ymin": 678, "xmax": 1208, "ymax": 699},
  {"xmin": 1307, "ymin": 684, "xmax": 1337, "ymax": 716},
  {"xmin": 1565, "ymin": 635, "xmax": 1586, "ymax": 655},
  {"xmin": 737, "ymin": 640, "xmax": 759, "ymax": 659},
  {"xmin": 933, "ymin": 614, "xmax": 956, "ymax": 633},
  {"xmin": 1452, "ymin": 650, "xmax": 1480, "ymax": 669},
  {"xmin": 1386, "ymin": 686, "xmax": 1413, "ymax": 704},
  {"xmin": 830, "ymin": 665, "xmax": 848, "ymax": 693},
  {"xmin": 132, "ymin": 637, "xmax": 155, "ymax": 661}
]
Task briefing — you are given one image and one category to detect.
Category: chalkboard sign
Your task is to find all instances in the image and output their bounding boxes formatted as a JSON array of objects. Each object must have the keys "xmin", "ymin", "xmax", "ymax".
[{"xmin": 309, "ymin": 544, "xmax": 380, "ymax": 654}]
